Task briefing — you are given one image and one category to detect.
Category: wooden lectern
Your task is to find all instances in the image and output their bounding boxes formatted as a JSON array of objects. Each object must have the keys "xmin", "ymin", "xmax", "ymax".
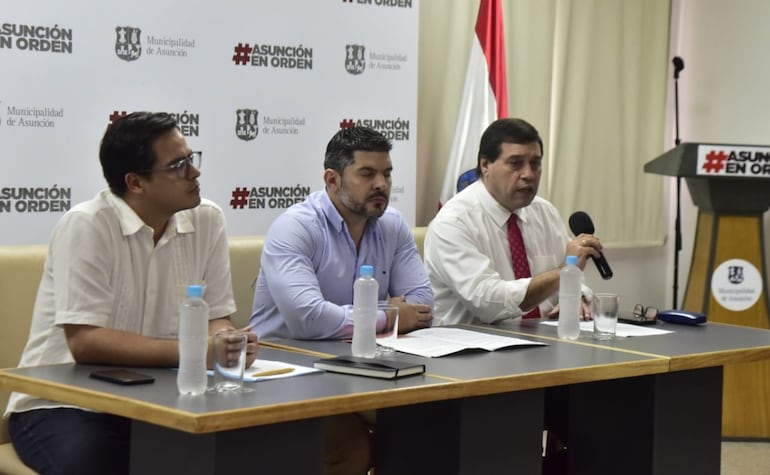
[{"xmin": 646, "ymin": 142, "xmax": 770, "ymax": 438}]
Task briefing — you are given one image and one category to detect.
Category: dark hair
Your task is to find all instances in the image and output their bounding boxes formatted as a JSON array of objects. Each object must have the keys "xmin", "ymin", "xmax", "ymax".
[
  {"xmin": 475, "ymin": 118, "xmax": 544, "ymax": 177},
  {"xmin": 99, "ymin": 111, "xmax": 179, "ymax": 196},
  {"xmin": 324, "ymin": 126, "xmax": 392, "ymax": 174}
]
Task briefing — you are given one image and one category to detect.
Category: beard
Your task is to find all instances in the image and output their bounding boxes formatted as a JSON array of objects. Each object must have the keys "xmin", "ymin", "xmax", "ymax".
[{"xmin": 338, "ymin": 183, "xmax": 389, "ymax": 219}]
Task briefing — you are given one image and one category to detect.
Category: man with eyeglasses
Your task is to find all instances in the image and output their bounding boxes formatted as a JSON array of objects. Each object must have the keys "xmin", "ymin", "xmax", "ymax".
[{"xmin": 4, "ymin": 111, "xmax": 258, "ymax": 475}]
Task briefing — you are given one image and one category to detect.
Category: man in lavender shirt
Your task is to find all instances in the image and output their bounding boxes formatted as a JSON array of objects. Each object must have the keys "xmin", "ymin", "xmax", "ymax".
[
  {"xmin": 250, "ymin": 126, "xmax": 433, "ymax": 341},
  {"xmin": 249, "ymin": 125, "xmax": 433, "ymax": 474}
]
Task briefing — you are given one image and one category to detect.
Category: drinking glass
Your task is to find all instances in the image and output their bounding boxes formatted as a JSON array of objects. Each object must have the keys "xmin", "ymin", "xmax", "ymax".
[
  {"xmin": 593, "ymin": 293, "xmax": 619, "ymax": 340},
  {"xmin": 211, "ymin": 330, "xmax": 249, "ymax": 392},
  {"xmin": 375, "ymin": 304, "xmax": 399, "ymax": 357}
]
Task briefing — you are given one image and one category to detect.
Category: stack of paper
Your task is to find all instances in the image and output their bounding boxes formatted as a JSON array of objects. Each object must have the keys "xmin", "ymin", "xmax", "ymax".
[{"xmin": 376, "ymin": 327, "xmax": 546, "ymax": 358}]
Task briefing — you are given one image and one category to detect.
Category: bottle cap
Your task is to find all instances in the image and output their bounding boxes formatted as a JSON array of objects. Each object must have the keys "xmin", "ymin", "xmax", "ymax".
[
  {"xmin": 187, "ymin": 285, "xmax": 204, "ymax": 298},
  {"xmin": 359, "ymin": 265, "xmax": 374, "ymax": 277},
  {"xmin": 565, "ymin": 255, "xmax": 578, "ymax": 266}
]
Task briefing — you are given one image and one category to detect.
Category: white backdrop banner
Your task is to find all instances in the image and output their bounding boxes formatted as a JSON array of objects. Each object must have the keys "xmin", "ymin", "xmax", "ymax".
[{"xmin": 0, "ymin": 0, "xmax": 418, "ymax": 244}]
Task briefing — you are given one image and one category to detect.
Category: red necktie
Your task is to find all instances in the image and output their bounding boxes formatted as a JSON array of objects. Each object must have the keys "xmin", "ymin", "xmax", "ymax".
[{"xmin": 508, "ymin": 215, "xmax": 541, "ymax": 319}]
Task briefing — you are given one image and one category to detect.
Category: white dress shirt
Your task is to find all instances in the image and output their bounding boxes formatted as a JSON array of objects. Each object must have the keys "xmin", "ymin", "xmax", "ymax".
[
  {"xmin": 6, "ymin": 189, "xmax": 235, "ymax": 415},
  {"xmin": 425, "ymin": 180, "xmax": 589, "ymax": 325}
]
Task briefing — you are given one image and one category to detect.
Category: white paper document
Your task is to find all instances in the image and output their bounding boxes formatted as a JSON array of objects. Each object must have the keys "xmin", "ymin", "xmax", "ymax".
[
  {"xmin": 540, "ymin": 320, "xmax": 674, "ymax": 337},
  {"xmin": 376, "ymin": 327, "xmax": 547, "ymax": 358}
]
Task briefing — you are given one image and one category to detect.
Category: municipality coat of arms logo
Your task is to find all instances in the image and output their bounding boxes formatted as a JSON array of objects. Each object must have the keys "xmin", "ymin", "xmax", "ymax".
[
  {"xmin": 115, "ymin": 26, "xmax": 142, "ymax": 61},
  {"xmin": 345, "ymin": 44, "xmax": 366, "ymax": 75},
  {"xmin": 728, "ymin": 266, "xmax": 744, "ymax": 284},
  {"xmin": 235, "ymin": 109, "xmax": 259, "ymax": 141}
]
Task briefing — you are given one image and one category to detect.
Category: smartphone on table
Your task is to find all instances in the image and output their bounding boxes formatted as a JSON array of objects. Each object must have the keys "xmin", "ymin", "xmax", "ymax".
[{"xmin": 89, "ymin": 369, "xmax": 155, "ymax": 385}]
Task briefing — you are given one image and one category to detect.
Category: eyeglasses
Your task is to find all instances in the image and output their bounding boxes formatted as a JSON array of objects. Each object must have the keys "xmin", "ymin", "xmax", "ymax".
[
  {"xmin": 632, "ymin": 304, "xmax": 658, "ymax": 322},
  {"xmin": 144, "ymin": 151, "xmax": 202, "ymax": 178}
]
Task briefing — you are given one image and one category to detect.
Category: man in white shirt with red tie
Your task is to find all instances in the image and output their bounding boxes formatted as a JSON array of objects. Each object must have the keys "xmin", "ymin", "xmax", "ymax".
[{"xmin": 425, "ymin": 118, "xmax": 601, "ymax": 326}]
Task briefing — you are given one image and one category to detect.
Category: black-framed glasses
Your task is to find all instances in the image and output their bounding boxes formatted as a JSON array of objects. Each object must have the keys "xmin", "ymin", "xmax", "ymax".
[
  {"xmin": 145, "ymin": 151, "xmax": 202, "ymax": 178},
  {"xmin": 633, "ymin": 304, "xmax": 658, "ymax": 322}
]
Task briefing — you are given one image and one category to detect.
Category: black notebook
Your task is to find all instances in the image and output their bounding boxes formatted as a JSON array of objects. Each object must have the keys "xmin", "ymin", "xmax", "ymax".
[{"xmin": 314, "ymin": 356, "xmax": 425, "ymax": 380}]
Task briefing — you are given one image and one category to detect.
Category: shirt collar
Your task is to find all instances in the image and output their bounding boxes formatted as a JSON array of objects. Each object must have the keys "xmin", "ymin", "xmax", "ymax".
[
  {"xmin": 104, "ymin": 190, "xmax": 195, "ymax": 238},
  {"xmin": 472, "ymin": 180, "xmax": 519, "ymax": 231},
  {"xmin": 472, "ymin": 180, "xmax": 537, "ymax": 230},
  {"xmin": 320, "ymin": 190, "xmax": 346, "ymax": 234},
  {"xmin": 320, "ymin": 189, "xmax": 377, "ymax": 236}
]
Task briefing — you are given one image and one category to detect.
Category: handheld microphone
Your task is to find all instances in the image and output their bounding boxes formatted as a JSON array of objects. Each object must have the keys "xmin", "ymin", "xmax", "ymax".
[{"xmin": 568, "ymin": 211, "xmax": 613, "ymax": 280}]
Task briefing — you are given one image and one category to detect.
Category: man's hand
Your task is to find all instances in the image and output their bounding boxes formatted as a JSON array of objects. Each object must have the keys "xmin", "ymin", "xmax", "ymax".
[
  {"xmin": 542, "ymin": 296, "xmax": 593, "ymax": 322},
  {"xmin": 206, "ymin": 319, "xmax": 259, "ymax": 369},
  {"xmin": 388, "ymin": 296, "xmax": 433, "ymax": 333},
  {"xmin": 565, "ymin": 233, "xmax": 603, "ymax": 270},
  {"xmin": 580, "ymin": 298, "xmax": 593, "ymax": 321},
  {"xmin": 240, "ymin": 326, "xmax": 259, "ymax": 368}
]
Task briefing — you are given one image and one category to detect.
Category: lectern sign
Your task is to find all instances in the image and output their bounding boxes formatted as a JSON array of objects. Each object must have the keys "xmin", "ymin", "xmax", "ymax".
[
  {"xmin": 710, "ymin": 258, "xmax": 762, "ymax": 312},
  {"xmin": 697, "ymin": 144, "xmax": 770, "ymax": 178},
  {"xmin": 647, "ymin": 142, "xmax": 770, "ymax": 438}
]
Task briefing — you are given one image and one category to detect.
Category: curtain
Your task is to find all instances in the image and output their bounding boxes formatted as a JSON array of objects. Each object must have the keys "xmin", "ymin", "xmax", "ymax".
[{"xmin": 418, "ymin": 0, "xmax": 670, "ymax": 248}]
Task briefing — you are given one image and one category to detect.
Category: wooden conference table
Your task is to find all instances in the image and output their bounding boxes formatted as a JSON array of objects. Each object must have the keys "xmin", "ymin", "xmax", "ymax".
[{"xmin": 1, "ymin": 321, "xmax": 769, "ymax": 475}]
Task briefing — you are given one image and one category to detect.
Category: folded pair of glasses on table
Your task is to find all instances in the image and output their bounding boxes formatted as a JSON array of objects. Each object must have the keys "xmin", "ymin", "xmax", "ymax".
[
  {"xmin": 619, "ymin": 305, "xmax": 707, "ymax": 326},
  {"xmin": 618, "ymin": 304, "xmax": 658, "ymax": 326}
]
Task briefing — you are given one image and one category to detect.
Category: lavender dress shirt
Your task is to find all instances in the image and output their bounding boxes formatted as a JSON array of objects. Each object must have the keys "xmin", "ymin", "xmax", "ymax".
[{"xmin": 250, "ymin": 190, "xmax": 433, "ymax": 340}]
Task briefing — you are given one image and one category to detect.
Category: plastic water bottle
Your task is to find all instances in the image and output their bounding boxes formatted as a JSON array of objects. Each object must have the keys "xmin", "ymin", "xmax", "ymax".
[
  {"xmin": 352, "ymin": 265, "xmax": 378, "ymax": 358},
  {"xmin": 177, "ymin": 285, "xmax": 209, "ymax": 395},
  {"xmin": 557, "ymin": 255, "xmax": 582, "ymax": 340}
]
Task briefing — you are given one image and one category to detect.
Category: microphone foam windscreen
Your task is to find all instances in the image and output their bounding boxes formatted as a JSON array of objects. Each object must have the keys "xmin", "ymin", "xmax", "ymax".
[{"xmin": 568, "ymin": 211, "xmax": 595, "ymax": 235}]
